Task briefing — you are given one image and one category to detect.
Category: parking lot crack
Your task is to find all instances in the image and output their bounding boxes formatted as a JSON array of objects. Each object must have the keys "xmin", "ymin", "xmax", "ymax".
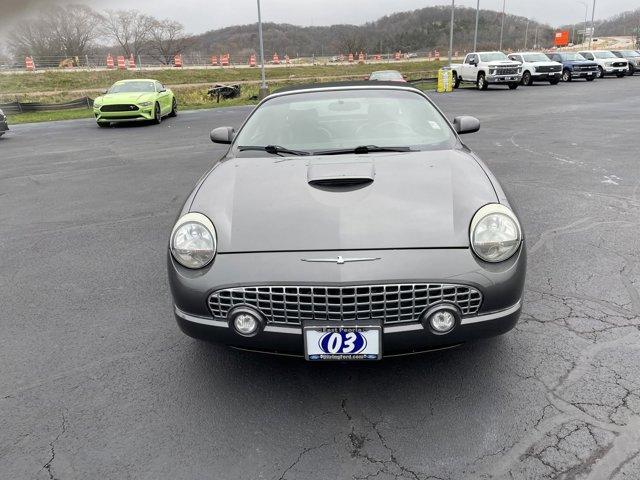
[{"xmin": 42, "ymin": 410, "xmax": 67, "ymax": 480}]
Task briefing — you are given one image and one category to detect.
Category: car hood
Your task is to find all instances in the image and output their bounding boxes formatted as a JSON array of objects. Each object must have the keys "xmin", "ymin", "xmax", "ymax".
[
  {"xmin": 190, "ymin": 150, "xmax": 499, "ymax": 253},
  {"xmin": 488, "ymin": 61, "xmax": 520, "ymax": 67},
  {"xmin": 566, "ymin": 60, "xmax": 598, "ymax": 66},
  {"xmin": 100, "ymin": 92, "xmax": 155, "ymax": 104},
  {"xmin": 530, "ymin": 61, "xmax": 561, "ymax": 67}
]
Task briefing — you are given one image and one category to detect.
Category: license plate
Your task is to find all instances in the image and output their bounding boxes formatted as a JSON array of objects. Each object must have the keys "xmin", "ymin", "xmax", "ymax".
[{"xmin": 304, "ymin": 323, "xmax": 381, "ymax": 361}]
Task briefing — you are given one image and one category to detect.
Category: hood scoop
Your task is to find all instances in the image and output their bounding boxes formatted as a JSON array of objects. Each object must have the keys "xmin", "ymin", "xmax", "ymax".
[{"xmin": 307, "ymin": 161, "xmax": 375, "ymax": 188}]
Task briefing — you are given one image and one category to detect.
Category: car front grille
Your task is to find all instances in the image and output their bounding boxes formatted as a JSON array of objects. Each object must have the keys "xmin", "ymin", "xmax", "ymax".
[
  {"xmin": 537, "ymin": 65, "xmax": 561, "ymax": 73},
  {"xmin": 100, "ymin": 104, "xmax": 139, "ymax": 112},
  {"xmin": 612, "ymin": 61, "xmax": 626, "ymax": 67},
  {"xmin": 208, "ymin": 283, "xmax": 483, "ymax": 326},
  {"xmin": 576, "ymin": 65, "xmax": 597, "ymax": 71},
  {"xmin": 495, "ymin": 67, "xmax": 519, "ymax": 75}
]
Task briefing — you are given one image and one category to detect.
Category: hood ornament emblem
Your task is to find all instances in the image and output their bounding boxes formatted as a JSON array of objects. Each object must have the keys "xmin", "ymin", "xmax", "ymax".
[{"xmin": 301, "ymin": 256, "xmax": 381, "ymax": 265}]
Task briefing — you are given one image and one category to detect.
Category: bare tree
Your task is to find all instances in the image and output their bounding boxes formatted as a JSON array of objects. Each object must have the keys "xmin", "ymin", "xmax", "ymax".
[
  {"xmin": 146, "ymin": 19, "xmax": 191, "ymax": 65},
  {"xmin": 101, "ymin": 10, "xmax": 154, "ymax": 58},
  {"xmin": 8, "ymin": 4, "xmax": 102, "ymax": 63}
]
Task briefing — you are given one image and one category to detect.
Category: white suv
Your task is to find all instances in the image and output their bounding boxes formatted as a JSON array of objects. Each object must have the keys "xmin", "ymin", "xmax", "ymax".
[
  {"xmin": 507, "ymin": 52, "xmax": 563, "ymax": 86},
  {"xmin": 578, "ymin": 50, "xmax": 628, "ymax": 78}
]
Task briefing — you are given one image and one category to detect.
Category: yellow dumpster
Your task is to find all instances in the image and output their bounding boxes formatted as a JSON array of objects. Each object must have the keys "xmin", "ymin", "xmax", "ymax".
[{"xmin": 437, "ymin": 68, "xmax": 454, "ymax": 93}]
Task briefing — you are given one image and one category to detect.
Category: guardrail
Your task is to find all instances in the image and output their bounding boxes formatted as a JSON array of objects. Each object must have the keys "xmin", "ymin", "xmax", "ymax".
[{"xmin": 0, "ymin": 97, "xmax": 93, "ymax": 113}]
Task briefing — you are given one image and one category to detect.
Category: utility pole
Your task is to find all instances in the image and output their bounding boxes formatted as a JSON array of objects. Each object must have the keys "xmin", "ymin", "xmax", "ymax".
[
  {"xmin": 256, "ymin": 0, "xmax": 268, "ymax": 99},
  {"xmin": 589, "ymin": 0, "xmax": 596, "ymax": 49},
  {"xmin": 578, "ymin": 1, "xmax": 588, "ymax": 45},
  {"xmin": 524, "ymin": 21, "xmax": 529, "ymax": 50},
  {"xmin": 473, "ymin": 0, "xmax": 480, "ymax": 51},
  {"xmin": 448, "ymin": 0, "xmax": 455, "ymax": 67},
  {"xmin": 499, "ymin": 0, "xmax": 506, "ymax": 51},
  {"xmin": 534, "ymin": 26, "xmax": 539, "ymax": 49}
]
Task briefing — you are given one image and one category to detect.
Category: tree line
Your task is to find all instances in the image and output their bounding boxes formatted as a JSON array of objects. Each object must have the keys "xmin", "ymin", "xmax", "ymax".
[{"xmin": 8, "ymin": 4, "xmax": 191, "ymax": 65}]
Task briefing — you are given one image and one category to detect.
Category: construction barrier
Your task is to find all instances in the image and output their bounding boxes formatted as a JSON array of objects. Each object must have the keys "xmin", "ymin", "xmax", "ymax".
[
  {"xmin": 106, "ymin": 54, "xmax": 114, "ymax": 69},
  {"xmin": 25, "ymin": 56, "xmax": 35, "ymax": 71},
  {"xmin": 249, "ymin": 54, "xmax": 257, "ymax": 67},
  {"xmin": 437, "ymin": 68, "xmax": 453, "ymax": 93},
  {"xmin": 211, "ymin": 55, "xmax": 218, "ymax": 66},
  {"xmin": 358, "ymin": 52, "xmax": 365, "ymax": 64},
  {"xmin": 395, "ymin": 51, "xmax": 401, "ymax": 61},
  {"xmin": 117, "ymin": 55, "xmax": 126, "ymax": 70},
  {"xmin": 129, "ymin": 54, "xmax": 136, "ymax": 69},
  {"xmin": 273, "ymin": 53, "xmax": 280, "ymax": 64},
  {"xmin": 174, "ymin": 54, "xmax": 182, "ymax": 67},
  {"xmin": 373, "ymin": 54, "xmax": 381, "ymax": 61},
  {"xmin": 348, "ymin": 53, "xmax": 354, "ymax": 63},
  {"xmin": 434, "ymin": 50, "xmax": 440, "ymax": 61},
  {"xmin": 221, "ymin": 54, "xmax": 229, "ymax": 66}
]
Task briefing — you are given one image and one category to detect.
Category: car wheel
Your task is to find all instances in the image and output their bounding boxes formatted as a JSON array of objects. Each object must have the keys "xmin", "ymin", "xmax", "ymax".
[
  {"xmin": 549, "ymin": 78, "xmax": 560, "ymax": 85},
  {"xmin": 561, "ymin": 69, "xmax": 572, "ymax": 82},
  {"xmin": 97, "ymin": 121, "xmax": 110, "ymax": 128},
  {"xmin": 169, "ymin": 98, "xmax": 178, "ymax": 117},
  {"xmin": 508, "ymin": 83, "xmax": 518, "ymax": 90},
  {"xmin": 453, "ymin": 73, "xmax": 461, "ymax": 89},
  {"xmin": 477, "ymin": 73, "xmax": 488, "ymax": 90},
  {"xmin": 597, "ymin": 66, "xmax": 604, "ymax": 78},
  {"xmin": 627, "ymin": 65, "xmax": 635, "ymax": 76},
  {"xmin": 522, "ymin": 71, "xmax": 533, "ymax": 86},
  {"xmin": 153, "ymin": 103, "xmax": 161, "ymax": 124}
]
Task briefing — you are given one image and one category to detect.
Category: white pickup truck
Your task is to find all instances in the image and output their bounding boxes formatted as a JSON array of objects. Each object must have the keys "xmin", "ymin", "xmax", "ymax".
[{"xmin": 452, "ymin": 51, "xmax": 522, "ymax": 90}]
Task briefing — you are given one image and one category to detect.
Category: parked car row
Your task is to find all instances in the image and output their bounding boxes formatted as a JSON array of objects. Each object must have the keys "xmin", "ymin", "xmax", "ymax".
[{"xmin": 451, "ymin": 49, "xmax": 639, "ymax": 90}]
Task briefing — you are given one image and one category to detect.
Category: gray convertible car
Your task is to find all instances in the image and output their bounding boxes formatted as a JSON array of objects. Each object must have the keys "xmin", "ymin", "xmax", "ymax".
[{"xmin": 168, "ymin": 82, "xmax": 526, "ymax": 360}]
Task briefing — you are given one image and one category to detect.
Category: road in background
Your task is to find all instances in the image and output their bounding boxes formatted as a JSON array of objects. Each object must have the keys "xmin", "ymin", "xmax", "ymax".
[{"xmin": 1, "ymin": 78, "xmax": 640, "ymax": 479}]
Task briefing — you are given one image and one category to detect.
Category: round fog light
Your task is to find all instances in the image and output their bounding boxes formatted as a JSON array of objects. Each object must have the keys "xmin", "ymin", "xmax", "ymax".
[
  {"xmin": 228, "ymin": 307, "xmax": 263, "ymax": 337},
  {"xmin": 422, "ymin": 305, "xmax": 459, "ymax": 334}
]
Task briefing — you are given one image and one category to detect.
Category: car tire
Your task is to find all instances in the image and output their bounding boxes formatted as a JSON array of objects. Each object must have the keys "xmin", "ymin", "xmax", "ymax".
[
  {"xmin": 477, "ymin": 73, "xmax": 488, "ymax": 90},
  {"xmin": 597, "ymin": 66, "xmax": 605, "ymax": 78},
  {"xmin": 97, "ymin": 121, "xmax": 110, "ymax": 128},
  {"xmin": 508, "ymin": 83, "xmax": 518, "ymax": 90},
  {"xmin": 549, "ymin": 78, "xmax": 560, "ymax": 85},
  {"xmin": 561, "ymin": 69, "xmax": 572, "ymax": 82},
  {"xmin": 522, "ymin": 71, "xmax": 533, "ymax": 86},
  {"xmin": 586, "ymin": 77, "xmax": 595, "ymax": 82},
  {"xmin": 627, "ymin": 65, "xmax": 635, "ymax": 76},
  {"xmin": 169, "ymin": 98, "xmax": 178, "ymax": 117},
  {"xmin": 153, "ymin": 103, "xmax": 162, "ymax": 124},
  {"xmin": 453, "ymin": 73, "xmax": 461, "ymax": 89}
]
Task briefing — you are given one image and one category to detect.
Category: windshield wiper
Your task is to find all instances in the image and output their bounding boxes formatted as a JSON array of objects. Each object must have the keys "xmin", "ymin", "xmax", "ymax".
[
  {"xmin": 313, "ymin": 145, "xmax": 414, "ymax": 156},
  {"xmin": 238, "ymin": 145, "xmax": 310, "ymax": 156}
]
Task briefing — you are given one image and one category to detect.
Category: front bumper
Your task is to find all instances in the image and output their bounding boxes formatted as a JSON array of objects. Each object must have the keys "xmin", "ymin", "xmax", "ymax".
[
  {"xmin": 94, "ymin": 107, "xmax": 154, "ymax": 122},
  {"xmin": 603, "ymin": 66, "xmax": 627, "ymax": 74},
  {"xmin": 532, "ymin": 72, "xmax": 561, "ymax": 80},
  {"xmin": 168, "ymin": 246, "xmax": 526, "ymax": 357},
  {"xmin": 572, "ymin": 70, "xmax": 597, "ymax": 78},
  {"xmin": 486, "ymin": 74, "xmax": 522, "ymax": 83}
]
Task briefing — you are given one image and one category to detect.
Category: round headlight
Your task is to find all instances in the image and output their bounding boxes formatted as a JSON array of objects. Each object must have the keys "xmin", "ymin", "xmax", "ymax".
[
  {"xmin": 470, "ymin": 204, "xmax": 522, "ymax": 263},
  {"xmin": 170, "ymin": 212, "xmax": 217, "ymax": 269}
]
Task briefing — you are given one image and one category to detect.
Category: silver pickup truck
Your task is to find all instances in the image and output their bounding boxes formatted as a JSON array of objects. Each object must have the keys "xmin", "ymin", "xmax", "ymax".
[{"xmin": 451, "ymin": 51, "xmax": 522, "ymax": 90}]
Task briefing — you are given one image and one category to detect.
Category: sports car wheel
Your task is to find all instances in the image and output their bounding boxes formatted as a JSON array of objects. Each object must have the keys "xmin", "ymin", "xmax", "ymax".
[
  {"xmin": 97, "ymin": 121, "xmax": 110, "ymax": 128},
  {"xmin": 169, "ymin": 98, "xmax": 178, "ymax": 117},
  {"xmin": 522, "ymin": 71, "xmax": 533, "ymax": 86},
  {"xmin": 153, "ymin": 103, "xmax": 162, "ymax": 124},
  {"xmin": 597, "ymin": 66, "xmax": 604, "ymax": 78},
  {"xmin": 562, "ymin": 69, "xmax": 571, "ymax": 82}
]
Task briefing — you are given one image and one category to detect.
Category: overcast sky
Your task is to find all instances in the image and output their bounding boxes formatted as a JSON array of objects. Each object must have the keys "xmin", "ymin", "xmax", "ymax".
[{"xmin": 1, "ymin": 0, "xmax": 639, "ymax": 34}]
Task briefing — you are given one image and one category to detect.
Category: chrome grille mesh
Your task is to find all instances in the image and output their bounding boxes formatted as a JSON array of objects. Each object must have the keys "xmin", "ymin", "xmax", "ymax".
[
  {"xmin": 495, "ymin": 67, "xmax": 519, "ymax": 75},
  {"xmin": 208, "ymin": 284, "xmax": 482, "ymax": 325}
]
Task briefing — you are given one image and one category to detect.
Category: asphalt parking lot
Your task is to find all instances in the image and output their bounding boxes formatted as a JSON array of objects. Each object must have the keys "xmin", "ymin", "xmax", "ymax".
[{"xmin": 2, "ymin": 76, "xmax": 640, "ymax": 480}]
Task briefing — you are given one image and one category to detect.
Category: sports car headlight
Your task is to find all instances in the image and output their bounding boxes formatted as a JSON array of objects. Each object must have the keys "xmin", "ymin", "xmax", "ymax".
[
  {"xmin": 170, "ymin": 212, "xmax": 217, "ymax": 269},
  {"xmin": 470, "ymin": 204, "xmax": 522, "ymax": 263},
  {"xmin": 138, "ymin": 101, "xmax": 153, "ymax": 107}
]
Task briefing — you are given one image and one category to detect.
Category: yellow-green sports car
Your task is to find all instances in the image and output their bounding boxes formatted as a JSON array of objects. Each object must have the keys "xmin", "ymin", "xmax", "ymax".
[{"xmin": 93, "ymin": 79, "xmax": 177, "ymax": 127}]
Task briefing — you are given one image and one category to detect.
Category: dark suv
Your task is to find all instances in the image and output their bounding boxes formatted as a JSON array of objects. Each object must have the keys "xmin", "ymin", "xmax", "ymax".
[
  {"xmin": 546, "ymin": 52, "xmax": 598, "ymax": 82},
  {"xmin": 610, "ymin": 50, "xmax": 640, "ymax": 75}
]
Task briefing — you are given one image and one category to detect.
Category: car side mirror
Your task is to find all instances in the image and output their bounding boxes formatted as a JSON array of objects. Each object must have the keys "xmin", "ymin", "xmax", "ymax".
[
  {"xmin": 102, "ymin": 89, "xmax": 108, "ymax": 94},
  {"xmin": 159, "ymin": 88, "xmax": 166, "ymax": 93},
  {"xmin": 210, "ymin": 126, "xmax": 235, "ymax": 144},
  {"xmin": 453, "ymin": 116, "xmax": 480, "ymax": 135}
]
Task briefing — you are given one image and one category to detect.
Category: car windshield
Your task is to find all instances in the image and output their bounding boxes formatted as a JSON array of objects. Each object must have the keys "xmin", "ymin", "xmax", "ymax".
[
  {"xmin": 480, "ymin": 52, "xmax": 509, "ymax": 62},
  {"xmin": 619, "ymin": 50, "xmax": 640, "ymax": 57},
  {"xmin": 370, "ymin": 71, "xmax": 404, "ymax": 81},
  {"xmin": 523, "ymin": 53, "xmax": 551, "ymax": 62},
  {"xmin": 233, "ymin": 89, "xmax": 456, "ymax": 154},
  {"xmin": 108, "ymin": 81, "xmax": 156, "ymax": 93},
  {"xmin": 562, "ymin": 53, "xmax": 587, "ymax": 61},
  {"xmin": 592, "ymin": 51, "xmax": 616, "ymax": 59}
]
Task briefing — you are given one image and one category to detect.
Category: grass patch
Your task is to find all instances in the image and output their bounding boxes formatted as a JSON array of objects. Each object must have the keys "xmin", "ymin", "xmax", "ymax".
[
  {"xmin": 6, "ymin": 77, "xmax": 439, "ymax": 125},
  {"xmin": 0, "ymin": 60, "xmax": 444, "ymax": 95}
]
